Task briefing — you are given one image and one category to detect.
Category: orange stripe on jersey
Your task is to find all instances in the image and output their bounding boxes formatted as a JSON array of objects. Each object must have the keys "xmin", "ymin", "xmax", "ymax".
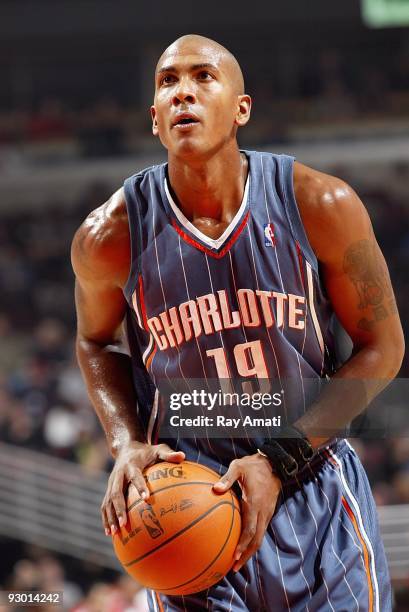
[
  {"xmin": 155, "ymin": 592, "xmax": 165, "ymax": 612},
  {"xmin": 146, "ymin": 346, "xmax": 157, "ymax": 371},
  {"xmin": 341, "ymin": 495, "xmax": 374, "ymax": 612}
]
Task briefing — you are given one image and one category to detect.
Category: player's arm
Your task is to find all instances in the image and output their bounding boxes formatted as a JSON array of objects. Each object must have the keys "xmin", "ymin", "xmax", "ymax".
[
  {"xmin": 71, "ymin": 189, "xmax": 184, "ymax": 535},
  {"xmin": 293, "ymin": 162, "xmax": 405, "ymax": 446},
  {"xmin": 72, "ymin": 189, "xmax": 143, "ymax": 456}
]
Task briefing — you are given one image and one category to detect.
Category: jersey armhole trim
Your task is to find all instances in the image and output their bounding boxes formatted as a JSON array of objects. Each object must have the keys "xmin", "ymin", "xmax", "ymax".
[
  {"xmin": 279, "ymin": 155, "xmax": 319, "ymax": 274},
  {"xmin": 123, "ymin": 175, "xmax": 143, "ymax": 304}
]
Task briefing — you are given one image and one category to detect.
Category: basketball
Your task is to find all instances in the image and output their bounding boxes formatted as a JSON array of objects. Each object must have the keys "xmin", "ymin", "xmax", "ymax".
[{"xmin": 112, "ymin": 461, "xmax": 241, "ymax": 596}]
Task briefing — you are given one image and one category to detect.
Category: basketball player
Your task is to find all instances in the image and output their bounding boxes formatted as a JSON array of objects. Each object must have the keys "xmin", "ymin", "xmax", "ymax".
[{"xmin": 72, "ymin": 35, "xmax": 404, "ymax": 611}]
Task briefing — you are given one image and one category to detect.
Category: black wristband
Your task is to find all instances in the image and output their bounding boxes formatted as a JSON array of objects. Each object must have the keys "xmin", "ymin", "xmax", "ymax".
[
  {"xmin": 275, "ymin": 425, "xmax": 314, "ymax": 464},
  {"xmin": 258, "ymin": 425, "xmax": 314, "ymax": 482},
  {"xmin": 257, "ymin": 439, "xmax": 298, "ymax": 482}
]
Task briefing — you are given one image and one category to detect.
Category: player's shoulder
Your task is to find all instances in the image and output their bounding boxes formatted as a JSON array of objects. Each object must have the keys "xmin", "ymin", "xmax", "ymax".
[
  {"xmin": 292, "ymin": 162, "xmax": 368, "ymax": 262},
  {"xmin": 71, "ymin": 187, "xmax": 130, "ymax": 283},
  {"xmin": 293, "ymin": 161, "xmax": 355, "ymax": 213}
]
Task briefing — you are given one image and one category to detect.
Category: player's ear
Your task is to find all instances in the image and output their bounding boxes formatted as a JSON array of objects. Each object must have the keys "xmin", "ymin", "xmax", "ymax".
[
  {"xmin": 151, "ymin": 106, "xmax": 159, "ymax": 136},
  {"xmin": 235, "ymin": 95, "xmax": 252, "ymax": 127}
]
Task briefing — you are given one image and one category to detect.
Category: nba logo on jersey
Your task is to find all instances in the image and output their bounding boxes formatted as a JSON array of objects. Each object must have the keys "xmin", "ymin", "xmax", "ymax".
[{"xmin": 264, "ymin": 223, "xmax": 276, "ymax": 247}]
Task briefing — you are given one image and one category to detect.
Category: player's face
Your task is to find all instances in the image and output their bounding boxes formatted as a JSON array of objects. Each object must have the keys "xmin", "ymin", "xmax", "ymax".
[{"xmin": 151, "ymin": 43, "xmax": 250, "ymax": 159}]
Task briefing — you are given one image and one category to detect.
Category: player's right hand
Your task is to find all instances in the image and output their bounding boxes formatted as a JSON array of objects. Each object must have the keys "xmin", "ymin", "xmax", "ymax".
[{"xmin": 101, "ymin": 441, "xmax": 185, "ymax": 536}]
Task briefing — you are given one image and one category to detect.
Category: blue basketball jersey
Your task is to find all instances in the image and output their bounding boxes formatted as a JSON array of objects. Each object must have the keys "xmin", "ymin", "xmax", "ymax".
[{"xmin": 122, "ymin": 151, "xmax": 337, "ymax": 466}]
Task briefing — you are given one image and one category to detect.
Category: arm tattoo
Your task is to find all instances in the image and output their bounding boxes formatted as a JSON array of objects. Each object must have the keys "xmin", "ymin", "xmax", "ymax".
[{"xmin": 343, "ymin": 239, "xmax": 397, "ymax": 329}]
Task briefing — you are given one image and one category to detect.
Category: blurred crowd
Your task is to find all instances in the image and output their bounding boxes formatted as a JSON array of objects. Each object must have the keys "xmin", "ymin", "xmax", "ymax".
[
  {"xmin": 0, "ymin": 543, "xmax": 147, "ymax": 611},
  {"xmin": 0, "ymin": 97, "xmax": 149, "ymax": 162},
  {"xmin": 0, "ymin": 183, "xmax": 113, "ymax": 472},
  {"xmin": 0, "ymin": 46, "xmax": 408, "ymax": 163}
]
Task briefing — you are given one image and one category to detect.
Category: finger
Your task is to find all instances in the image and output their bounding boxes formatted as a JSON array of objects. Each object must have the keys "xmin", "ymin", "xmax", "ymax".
[
  {"xmin": 105, "ymin": 501, "xmax": 119, "ymax": 536},
  {"xmin": 100, "ymin": 501, "xmax": 111, "ymax": 536},
  {"xmin": 232, "ymin": 501, "xmax": 257, "ymax": 563},
  {"xmin": 233, "ymin": 513, "xmax": 266, "ymax": 572},
  {"xmin": 156, "ymin": 445, "xmax": 185, "ymax": 463},
  {"xmin": 129, "ymin": 467, "xmax": 151, "ymax": 501},
  {"xmin": 213, "ymin": 460, "xmax": 240, "ymax": 493},
  {"xmin": 110, "ymin": 476, "xmax": 129, "ymax": 528}
]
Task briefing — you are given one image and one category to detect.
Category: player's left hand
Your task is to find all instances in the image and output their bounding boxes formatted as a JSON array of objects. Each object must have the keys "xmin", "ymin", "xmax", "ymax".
[{"xmin": 213, "ymin": 453, "xmax": 281, "ymax": 572}]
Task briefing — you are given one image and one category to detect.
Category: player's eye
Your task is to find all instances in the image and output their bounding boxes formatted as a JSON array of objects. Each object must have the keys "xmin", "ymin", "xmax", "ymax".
[
  {"xmin": 161, "ymin": 74, "xmax": 176, "ymax": 85},
  {"xmin": 197, "ymin": 71, "xmax": 212, "ymax": 80}
]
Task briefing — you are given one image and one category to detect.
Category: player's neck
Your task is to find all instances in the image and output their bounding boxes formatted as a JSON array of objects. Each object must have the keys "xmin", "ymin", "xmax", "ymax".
[{"xmin": 167, "ymin": 145, "xmax": 248, "ymax": 226}]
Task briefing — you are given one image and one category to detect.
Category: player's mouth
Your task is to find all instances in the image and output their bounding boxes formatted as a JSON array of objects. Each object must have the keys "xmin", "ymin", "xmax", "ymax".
[{"xmin": 172, "ymin": 113, "xmax": 200, "ymax": 130}]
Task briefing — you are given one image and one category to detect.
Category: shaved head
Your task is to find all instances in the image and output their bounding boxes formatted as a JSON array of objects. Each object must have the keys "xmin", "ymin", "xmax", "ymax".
[
  {"xmin": 156, "ymin": 34, "xmax": 245, "ymax": 95},
  {"xmin": 151, "ymin": 33, "xmax": 251, "ymax": 159}
]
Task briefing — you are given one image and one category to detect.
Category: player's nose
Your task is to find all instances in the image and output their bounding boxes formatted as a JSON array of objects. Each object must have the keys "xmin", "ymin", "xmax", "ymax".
[{"xmin": 172, "ymin": 77, "xmax": 196, "ymax": 106}]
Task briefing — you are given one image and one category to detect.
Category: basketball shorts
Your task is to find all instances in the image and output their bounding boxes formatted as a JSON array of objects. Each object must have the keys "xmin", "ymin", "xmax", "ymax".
[{"xmin": 146, "ymin": 440, "xmax": 391, "ymax": 612}]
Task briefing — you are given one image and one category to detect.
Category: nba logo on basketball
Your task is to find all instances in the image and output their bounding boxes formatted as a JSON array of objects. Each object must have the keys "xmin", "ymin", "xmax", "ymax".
[{"xmin": 264, "ymin": 223, "xmax": 276, "ymax": 247}]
